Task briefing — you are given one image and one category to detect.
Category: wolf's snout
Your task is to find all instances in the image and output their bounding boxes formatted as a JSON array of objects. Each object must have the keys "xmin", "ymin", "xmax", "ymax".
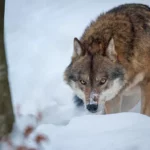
[{"xmin": 86, "ymin": 104, "xmax": 98, "ymax": 113}]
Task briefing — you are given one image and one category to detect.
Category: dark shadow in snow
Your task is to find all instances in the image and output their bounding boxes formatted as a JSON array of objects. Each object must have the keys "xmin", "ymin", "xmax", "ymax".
[{"xmin": 73, "ymin": 95, "xmax": 84, "ymax": 107}]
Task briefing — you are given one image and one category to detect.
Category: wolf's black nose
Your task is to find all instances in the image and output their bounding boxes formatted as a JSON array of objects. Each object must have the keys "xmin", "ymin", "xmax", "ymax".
[{"xmin": 86, "ymin": 104, "xmax": 98, "ymax": 113}]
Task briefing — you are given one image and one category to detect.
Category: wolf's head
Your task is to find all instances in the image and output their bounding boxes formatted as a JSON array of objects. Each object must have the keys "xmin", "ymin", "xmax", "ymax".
[{"xmin": 64, "ymin": 38, "xmax": 126, "ymax": 113}]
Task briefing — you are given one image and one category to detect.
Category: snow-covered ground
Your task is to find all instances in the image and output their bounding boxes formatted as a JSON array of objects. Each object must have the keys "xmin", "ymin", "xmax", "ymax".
[{"xmin": 2, "ymin": 0, "xmax": 150, "ymax": 149}]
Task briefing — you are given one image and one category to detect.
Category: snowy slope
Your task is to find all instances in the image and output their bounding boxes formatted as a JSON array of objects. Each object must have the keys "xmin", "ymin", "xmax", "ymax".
[
  {"xmin": 2, "ymin": 112, "xmax": 150, "ymax": 150},
  {"xmin": 3, "ymin": 0, "xmax": 150, "ymax": 149},
  {"xmin": 49, "ymin": 113, "xmax": 150, "ymax": 150}
]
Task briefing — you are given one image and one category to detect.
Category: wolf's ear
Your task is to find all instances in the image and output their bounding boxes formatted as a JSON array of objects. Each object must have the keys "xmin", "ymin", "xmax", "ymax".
[
  {"xmin": 73, "ymin": 38, "xmax": 84, "ymax": 57},
  {"xmin": 106, "ymin": 38, "xmax": 117, "ymax": 62}
]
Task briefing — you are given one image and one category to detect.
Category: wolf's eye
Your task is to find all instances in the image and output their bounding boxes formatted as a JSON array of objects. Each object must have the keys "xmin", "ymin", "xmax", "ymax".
[
  {"xmin": 99, "ymin": 78, "xmax": 107, "ymax": 85},
  {"xmin": 80, "ymin": 80, "xmax": 86, "ymax": 85}
]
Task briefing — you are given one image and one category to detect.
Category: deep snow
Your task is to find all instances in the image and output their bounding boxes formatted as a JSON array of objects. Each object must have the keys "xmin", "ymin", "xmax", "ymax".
[
  {"xmin": 2, "ymin": 0, "xmax": 150, "ymax": 149},
  {"xmin": 50, "ymin": 113, "xmax": 150, "ymax": 150}
]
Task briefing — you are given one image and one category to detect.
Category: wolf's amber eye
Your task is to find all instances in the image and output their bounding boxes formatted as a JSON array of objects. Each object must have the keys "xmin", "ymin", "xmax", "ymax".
[
  {"xmin": 99, "ymin": 78, "xmax": 107, "ymax": 85},
  {"xmin": 80, "ymin": 80, "xmax": 86, "ymax": 85}
]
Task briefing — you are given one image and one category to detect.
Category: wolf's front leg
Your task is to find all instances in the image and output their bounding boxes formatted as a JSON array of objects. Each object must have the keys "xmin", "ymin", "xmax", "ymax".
[
  {"xmin": 104, "ymin": 96, "xmax": 122, "ymax": 114},
  {"xmin": 141, "ymin": 82, "xmax": 150, "ymax": 116}
]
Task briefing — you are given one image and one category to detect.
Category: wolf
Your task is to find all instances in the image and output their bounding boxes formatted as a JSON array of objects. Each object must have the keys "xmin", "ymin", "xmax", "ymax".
[{"xmin": 64, "ymin": 3, "xmax": 150, "ymax": 115}]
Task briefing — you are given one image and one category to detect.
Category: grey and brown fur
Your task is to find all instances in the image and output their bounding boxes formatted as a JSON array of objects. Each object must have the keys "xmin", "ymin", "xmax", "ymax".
[{"xmin": 64, "ymin": 3, "xmax": 150, "ymax": 115}]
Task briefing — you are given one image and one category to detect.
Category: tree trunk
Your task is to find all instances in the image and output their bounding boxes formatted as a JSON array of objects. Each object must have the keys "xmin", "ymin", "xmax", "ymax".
[{"xmin": 0, "ymin": 0, "xmax": 15, "ymax": 138}]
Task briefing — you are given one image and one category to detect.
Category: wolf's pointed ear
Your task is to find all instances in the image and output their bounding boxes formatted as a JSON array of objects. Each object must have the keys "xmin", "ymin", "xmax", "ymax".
[
  {"xmin": 73, "ymin": 38, "xmax": 84, "ymax": 57},
  {"xmin": 106, "ymin": 38, "xmax": 117, "ymax": 62}
]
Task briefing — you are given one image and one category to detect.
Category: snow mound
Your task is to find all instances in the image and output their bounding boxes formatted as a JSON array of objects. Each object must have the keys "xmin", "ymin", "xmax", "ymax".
[
  {"xmin": 1, "ymin": 112, "xmax": 150, "ymax": 150},
  {"xmin": 49, "ymin": 113, "xmax": 150, "ymax": 150}
]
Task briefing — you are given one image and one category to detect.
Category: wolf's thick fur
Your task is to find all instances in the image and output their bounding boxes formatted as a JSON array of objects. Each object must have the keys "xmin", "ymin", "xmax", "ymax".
[{"xmin": 64, "ymin": 3, "xmax": 150, "ymax": 115}]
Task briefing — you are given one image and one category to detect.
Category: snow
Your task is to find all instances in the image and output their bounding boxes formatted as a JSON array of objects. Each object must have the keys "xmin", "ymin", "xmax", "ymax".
[
  {"xmin": 50, "ymin": 113, "xmax": 150, "ymax": 150},
  {"xmin": 5, "ymin": 113, "xmax": 149, "ymax": 150},
  {"xmin": 2, "ymin": 0, "xmax": 150, "ymax": 149}
]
